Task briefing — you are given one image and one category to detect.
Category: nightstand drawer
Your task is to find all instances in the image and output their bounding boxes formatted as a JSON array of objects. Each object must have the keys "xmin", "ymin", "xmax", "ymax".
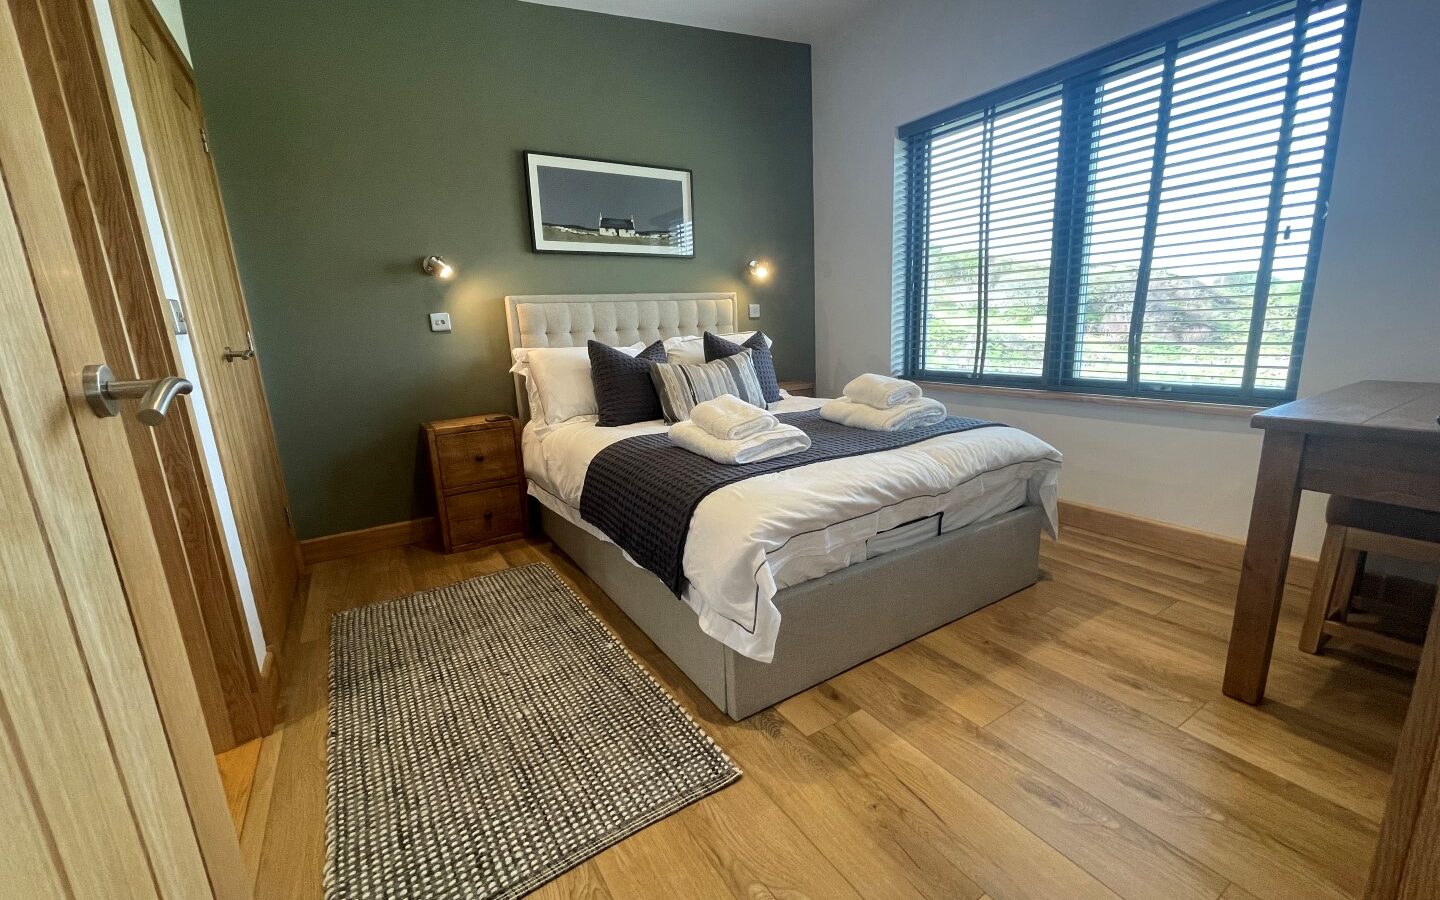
[
  {"xmin": 447, "ymin": 486, "xmax": 525, "ymax": 547},
  {"xmin": 424, "ymin": 413, "xmax": 526, "ymax": 553},
  {"xmin": 436, "ymin": 428, "xmax": 518, "ymax": 489}
]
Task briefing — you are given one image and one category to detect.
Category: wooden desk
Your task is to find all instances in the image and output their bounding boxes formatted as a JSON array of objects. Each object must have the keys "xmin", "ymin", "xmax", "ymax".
[{"xmin": 1223, "ymin": 381, "xmax": 1440, "ymax": 899}]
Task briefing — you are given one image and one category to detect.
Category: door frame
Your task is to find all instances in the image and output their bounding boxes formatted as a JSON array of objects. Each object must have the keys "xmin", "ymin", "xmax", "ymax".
[
  {"xmin": 12, "ymin": 0, "xmax": 279, "ymax": 751},
  {"xmin": 0, "ymin": 0, "xmax": 248, "ymax": 894},
  {"xmin": 114, "ymin": 0, "xmax": 301, "ymax": 686}
]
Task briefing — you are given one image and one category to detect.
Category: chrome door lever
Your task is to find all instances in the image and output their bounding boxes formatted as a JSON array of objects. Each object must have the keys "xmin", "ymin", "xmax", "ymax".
[
  {"xmin": 223, "ymin": 330, "xmax": 256, "ymax": 362},
  {"xmin": 83, "ymin": 364, "xmax": 193, "ymax": 426}
]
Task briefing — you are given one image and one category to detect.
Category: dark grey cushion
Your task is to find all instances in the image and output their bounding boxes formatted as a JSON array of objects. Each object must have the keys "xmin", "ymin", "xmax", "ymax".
[
  {"xmin": 589, "ymin": 340, "xmax": 667, "ymax": 427},
  {"xmin": 704, "ymin": 331, "xmax": 780, "ymax": 403}
]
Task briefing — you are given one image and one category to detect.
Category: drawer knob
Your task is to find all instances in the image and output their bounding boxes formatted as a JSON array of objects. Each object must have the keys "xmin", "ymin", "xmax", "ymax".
[
  {"xmin": 473, "ymin": 453, "xmax": 486, "ymax": 463},
  {"xmin": 483, "ymin": 511, "xmax": 493, "ymax": 520}
]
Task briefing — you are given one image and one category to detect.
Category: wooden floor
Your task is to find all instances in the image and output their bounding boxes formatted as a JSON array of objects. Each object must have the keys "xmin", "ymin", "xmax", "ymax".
[{"xmin": 220, "ymin": 526, "xmax": 1416, "ymax": 899}]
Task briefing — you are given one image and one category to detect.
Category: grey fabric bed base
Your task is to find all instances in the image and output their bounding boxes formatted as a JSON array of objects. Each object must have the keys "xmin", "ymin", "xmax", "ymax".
[{"xmin": 540, "ymin": 503, "xmax": 1043, "ymax": 720}]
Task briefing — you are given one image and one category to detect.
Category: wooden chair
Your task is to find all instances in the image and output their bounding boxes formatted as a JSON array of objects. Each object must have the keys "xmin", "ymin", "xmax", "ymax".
[{"xmin": 1299, "ymin": 496, "xmax": 1440, "ymax": 662}]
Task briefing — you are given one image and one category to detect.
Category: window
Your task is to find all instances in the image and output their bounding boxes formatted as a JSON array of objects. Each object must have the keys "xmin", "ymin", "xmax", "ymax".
[{"xmin": 897, "ymin": 0, "xmax": 1359, "ymax": 404}]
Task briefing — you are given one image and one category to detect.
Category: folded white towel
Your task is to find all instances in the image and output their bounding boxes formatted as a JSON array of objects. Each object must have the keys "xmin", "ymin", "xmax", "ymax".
[
  {"xmin": 688, "ymin": 393, "xmax": 778, "ymax": 441},
  {"xmin": 821, "ymin": 396, "xmax": 948, "ymax": 431},
  {"xmin": 670, "ymin": 419, "xmax": 811, "ymax": 465},
  {"xmin": 842, "ymin": 373, "xmax": 923, "ymax": 409}
]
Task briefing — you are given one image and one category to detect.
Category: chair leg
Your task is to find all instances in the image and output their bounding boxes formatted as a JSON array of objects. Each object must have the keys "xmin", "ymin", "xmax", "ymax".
[
  {"xmin": 1301, "ymin": 525, "xmax": 1358, "ymax": 654},
  {"xmin": 1330, "ymin": 547, "xmax": 1363, "ymax": 624}
]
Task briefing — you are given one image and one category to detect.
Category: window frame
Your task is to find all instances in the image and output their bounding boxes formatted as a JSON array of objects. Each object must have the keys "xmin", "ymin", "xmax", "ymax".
[{"xmin": 897, "ymin": 0, "xmax": 1361, "ymax": 406}]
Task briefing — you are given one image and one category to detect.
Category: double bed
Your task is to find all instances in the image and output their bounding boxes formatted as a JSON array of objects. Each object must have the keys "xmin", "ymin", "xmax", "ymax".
[{"xmin": 507, "ymin": 291, "xmax": 1061, "ymax": 719}]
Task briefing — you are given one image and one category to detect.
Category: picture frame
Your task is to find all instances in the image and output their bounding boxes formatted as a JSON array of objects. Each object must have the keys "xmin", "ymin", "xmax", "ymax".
[{"xmin": 524, "ymin": 152, "xmax": 695, "ymax": 257}]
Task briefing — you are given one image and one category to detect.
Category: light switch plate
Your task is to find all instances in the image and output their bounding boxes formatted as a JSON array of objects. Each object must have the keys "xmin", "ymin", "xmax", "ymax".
[
  {"xmin": 429, "ymin": 312, "xmax": 452, "ymax": 333},
  {"xmin": 748, "ymin": 303, "xmax": 761, "ymax": 319}
]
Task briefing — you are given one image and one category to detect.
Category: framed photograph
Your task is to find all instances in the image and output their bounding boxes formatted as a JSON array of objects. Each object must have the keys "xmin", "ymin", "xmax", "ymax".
[{"xmin": 524, "ymin": 152, "xmax": 694, "ymax": 257}]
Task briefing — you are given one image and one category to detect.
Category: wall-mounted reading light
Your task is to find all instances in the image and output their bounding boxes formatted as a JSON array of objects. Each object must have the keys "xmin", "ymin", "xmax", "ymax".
[
  {"xmin": 747, "ymin": 258, "xmax": 772, "ymax": 282},
  {"xmin": 421, "ymin": 255, "xmax": 455, "ymax": 280}
]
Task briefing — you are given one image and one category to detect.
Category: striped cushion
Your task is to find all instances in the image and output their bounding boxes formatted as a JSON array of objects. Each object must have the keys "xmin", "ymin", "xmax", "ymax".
[
  {"xmin": 648, "ymin": 350, "xmax": 767, "ymax": 424},
  {"xmin": 704, "ymin": 331, "xmax": 780, "ymax": 404}
]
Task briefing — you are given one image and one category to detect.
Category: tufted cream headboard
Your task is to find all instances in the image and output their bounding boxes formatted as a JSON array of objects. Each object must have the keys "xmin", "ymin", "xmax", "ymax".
[{"xmin": 504, "ymin": 292, "xmax": 739, "ymax": 423}]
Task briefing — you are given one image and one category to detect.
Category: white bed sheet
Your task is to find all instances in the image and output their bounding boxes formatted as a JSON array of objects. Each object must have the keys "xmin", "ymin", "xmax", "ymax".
[{"xmin": 523, "ymin": 397, "xmax": 1061, "ymax": 662}]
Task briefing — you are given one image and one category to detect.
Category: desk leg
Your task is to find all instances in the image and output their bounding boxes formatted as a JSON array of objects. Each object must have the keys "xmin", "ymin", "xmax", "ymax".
[
  {"xmin": 1365, "ymin": 587, "xmax": 1440, "ymax": 900},
  {"xmin": 1223, "ymin": 430, "xmax": 1305, "ymax": 703}
]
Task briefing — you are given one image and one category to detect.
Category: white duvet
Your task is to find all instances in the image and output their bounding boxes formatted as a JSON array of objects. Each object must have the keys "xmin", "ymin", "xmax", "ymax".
[{"xmin": 524, "ymin": 397, "xmax": 1061, "ymax": 662}]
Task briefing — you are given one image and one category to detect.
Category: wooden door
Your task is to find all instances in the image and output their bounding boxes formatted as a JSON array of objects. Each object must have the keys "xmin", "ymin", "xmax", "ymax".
[
  {"xmin": 116, "ymin": 0, "xmax": 299, "ymax": 650},
  {"xmin": 0, "ymin": 1, "xmax": 247, "ymax": 894},
  {"xmin": 13, "ymin": 0, "xmax": 271, "ymax": 753}
]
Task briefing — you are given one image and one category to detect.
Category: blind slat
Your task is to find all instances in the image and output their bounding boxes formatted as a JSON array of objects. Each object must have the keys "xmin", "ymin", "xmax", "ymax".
[{"xmin": 899, "ymin": 0, "xmax": 1357, "ymax": 404}]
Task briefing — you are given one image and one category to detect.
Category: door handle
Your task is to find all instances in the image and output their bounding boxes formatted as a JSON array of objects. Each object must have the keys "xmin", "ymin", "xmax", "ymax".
[
  {"xmin": 83, "ymin": 364, "xmax": 193, "ymax": 426},
  {"xmin": 223, "ymin": 330, "xmax": 256, "ymax": 362}
]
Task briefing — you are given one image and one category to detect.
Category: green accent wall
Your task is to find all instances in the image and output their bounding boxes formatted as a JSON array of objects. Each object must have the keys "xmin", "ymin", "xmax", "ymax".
[{"xmin": 180, "ymin": 0, "xmax": 814, "ymax": 538}]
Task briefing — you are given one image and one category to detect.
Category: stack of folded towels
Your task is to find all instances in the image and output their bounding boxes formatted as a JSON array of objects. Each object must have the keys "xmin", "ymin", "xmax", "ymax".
[
  {"xmin": 671, "ymin": 394, "xmax": 811, "ymax": 465},
  {"xmin": 821, "ymin": 374, "xmax": 949, "ymax": 431}
]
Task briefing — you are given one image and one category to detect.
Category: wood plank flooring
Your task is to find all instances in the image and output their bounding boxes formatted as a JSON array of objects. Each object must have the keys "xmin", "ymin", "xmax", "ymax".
[
  {"xmin": 215, "ymin": 738, "xmax": 262, "ymax": 831},
  {"xmin": 222, "ymin": 526, "xmax": 1415, "ymax": 899}
]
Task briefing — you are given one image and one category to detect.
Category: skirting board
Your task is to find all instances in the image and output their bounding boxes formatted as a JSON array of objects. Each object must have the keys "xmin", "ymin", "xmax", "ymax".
[
  {"xmin": 1058, "ymin": 499, "xmax": 1318, "ymax": 589},
  {"xmin": 298, "ymin": 501, "xmax": 1322, "ymax": 589},
  {"xmin": 299, "ymin": 517, "xmax": 437, "ymax": 567},
  {"xmin": 255, "ymin": 647, "xmax": 282, "ymax": 735}
]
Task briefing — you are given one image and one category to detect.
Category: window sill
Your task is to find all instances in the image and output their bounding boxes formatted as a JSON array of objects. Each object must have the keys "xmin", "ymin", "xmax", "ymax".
[{"xmin": 915, "ymin": 381, "xmax": 1267, "ymax": 418}]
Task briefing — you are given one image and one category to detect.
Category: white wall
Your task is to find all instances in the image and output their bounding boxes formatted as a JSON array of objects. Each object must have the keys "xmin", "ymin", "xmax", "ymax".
[{"xmin": 812, "ymin": 0, "xmax": 1440, "ymax": 555}]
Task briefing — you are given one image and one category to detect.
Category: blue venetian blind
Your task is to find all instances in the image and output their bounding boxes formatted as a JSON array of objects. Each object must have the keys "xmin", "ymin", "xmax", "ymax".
[{"xmin": 898, "ymin": 0, "xmax": 1360, "ymax": 403}]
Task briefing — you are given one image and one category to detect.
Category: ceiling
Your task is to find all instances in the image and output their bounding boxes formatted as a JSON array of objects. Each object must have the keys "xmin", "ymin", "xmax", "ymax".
[{"xmin": 519, "ymin": 0, "xmax": 878, "ymax": 43}]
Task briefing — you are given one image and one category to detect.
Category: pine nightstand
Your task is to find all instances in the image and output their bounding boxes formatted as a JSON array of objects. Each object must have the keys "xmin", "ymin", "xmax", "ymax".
[{"xmin": 423, "ymin": 414, "xmax": 528, "ymax": 553}]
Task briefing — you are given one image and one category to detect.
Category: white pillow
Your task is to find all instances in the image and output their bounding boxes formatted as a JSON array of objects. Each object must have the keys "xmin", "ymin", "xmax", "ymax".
[
  {"xmin": 509, "ymin": 349, "xmax": 550, "ymax": 425},
  {"xmin": 664, "ymin": 331, "xmax": 771, "ymax": 364},
  {"xmin": 510, "ymin": 343, "xmax": 644, "ymax": 425}
]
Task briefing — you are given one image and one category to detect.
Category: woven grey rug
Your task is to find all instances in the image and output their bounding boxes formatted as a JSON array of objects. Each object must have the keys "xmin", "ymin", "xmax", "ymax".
[{"xmin": 326, "ymin": 563, "xmax": 740, "ymax": 899}]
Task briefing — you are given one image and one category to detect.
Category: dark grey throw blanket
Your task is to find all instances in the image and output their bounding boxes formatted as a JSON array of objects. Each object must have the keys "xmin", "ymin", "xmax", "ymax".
[{"xmin": 579, "ymin": 409, "xmax": 1002, "ymax": 596}]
